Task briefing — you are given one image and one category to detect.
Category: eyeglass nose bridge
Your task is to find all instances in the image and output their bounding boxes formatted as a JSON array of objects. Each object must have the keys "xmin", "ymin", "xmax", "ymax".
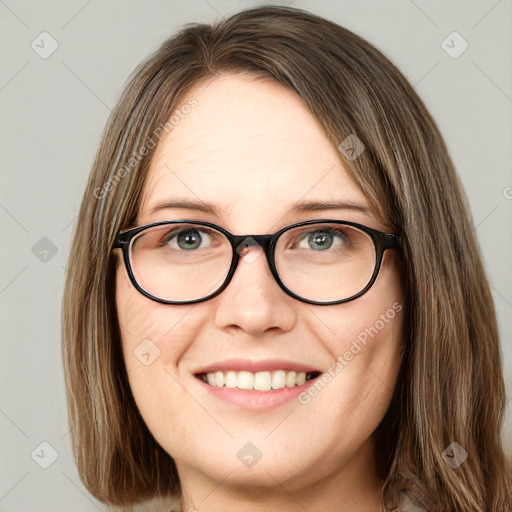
[
  {"xmin": 232, "ymin": 233, "xmax": 274, "ymax": 256},
  {"xmin": 222, "ymin": 233, "xmax": 282, "ymax": 296},
  {"xmin": 230, "ymin": 234, "xmax": 277, "ymax": 273}
]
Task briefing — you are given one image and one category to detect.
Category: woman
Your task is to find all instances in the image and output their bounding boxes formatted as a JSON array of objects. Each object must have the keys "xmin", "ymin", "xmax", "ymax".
[{"xmin": 61, "ymin": 5, "xmax": 512, "ymax": 511}]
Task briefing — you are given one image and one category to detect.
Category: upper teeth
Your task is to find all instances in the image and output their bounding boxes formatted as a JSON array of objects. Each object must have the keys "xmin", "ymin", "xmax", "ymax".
[{"xmin": 202, "ymin": 370, "xmax": 312, "ymax": 391}]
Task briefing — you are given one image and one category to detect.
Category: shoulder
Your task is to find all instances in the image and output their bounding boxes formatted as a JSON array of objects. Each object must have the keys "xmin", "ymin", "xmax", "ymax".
[
  {"xmin": 383, "ymin": 472, "xmax": 434, "ymax": 512},
  {"xmin": 395, "ymin": 488, "xmax": 430, "ymax": 512}
]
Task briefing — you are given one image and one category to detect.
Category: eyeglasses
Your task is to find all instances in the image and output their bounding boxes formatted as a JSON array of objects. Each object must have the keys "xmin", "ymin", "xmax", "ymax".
[{"xmin": 114, "ymin": 219, "xmax": 399, "ymax": 306}]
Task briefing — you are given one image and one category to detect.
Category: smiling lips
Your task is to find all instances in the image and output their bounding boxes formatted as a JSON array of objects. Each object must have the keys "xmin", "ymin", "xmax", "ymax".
[{"xmin": 194, "ymin": 359, "xmax": 321, "ymax": 392}]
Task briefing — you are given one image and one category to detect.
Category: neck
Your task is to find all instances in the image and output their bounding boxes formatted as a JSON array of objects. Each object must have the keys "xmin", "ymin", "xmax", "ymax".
[{"xmin": 176, "ymin": 436, "xmax": 386, "ymax": 512}]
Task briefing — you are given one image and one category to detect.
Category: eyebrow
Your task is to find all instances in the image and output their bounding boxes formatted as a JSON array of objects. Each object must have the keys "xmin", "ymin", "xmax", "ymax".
[{"xmin": 147, "ymin": 198, "xmax": 372, "ymax": 218}]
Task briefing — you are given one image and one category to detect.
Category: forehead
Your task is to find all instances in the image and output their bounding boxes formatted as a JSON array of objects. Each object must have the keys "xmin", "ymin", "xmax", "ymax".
[{"xmin": 138, "ymin": 74, "xmax": 371, "ymax": 230}]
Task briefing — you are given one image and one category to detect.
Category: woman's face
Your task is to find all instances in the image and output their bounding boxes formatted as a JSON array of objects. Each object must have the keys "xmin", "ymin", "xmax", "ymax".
[{"xmin": 116, "ymin": 74, "xmax": 404, "ymax": 505}]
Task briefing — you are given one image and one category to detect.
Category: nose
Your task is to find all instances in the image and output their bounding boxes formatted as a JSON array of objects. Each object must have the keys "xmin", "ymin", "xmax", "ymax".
[{"xmin": 213, "ymin": 243, "xmax": 297, "ymax": 337}]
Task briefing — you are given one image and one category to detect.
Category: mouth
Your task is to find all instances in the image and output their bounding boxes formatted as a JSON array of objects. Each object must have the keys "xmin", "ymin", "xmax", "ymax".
[{"xmin": 195, "ymin": 370, "xmax": 322, "ymax": 391}]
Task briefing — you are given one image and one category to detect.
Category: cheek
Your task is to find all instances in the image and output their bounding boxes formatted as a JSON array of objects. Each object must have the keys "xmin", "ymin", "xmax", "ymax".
[
  {"xmin": 315, "ymin": 295, "xmax": 402, "ymax": 397},
  {"xmin": 116, "ymin": 261, "xmax": 195, "ymax": 355},
  {"xmin": 303, "ymin": 252, "xmax": 404, "ymax": 421},
  {"xmin": 115, "ymin": 265, "xmax": 195, "ymax": 407},
  {"xmin": 312, "ymin": 257, "xmax": 403, "ymax": 368},
  {"xmin": 116, "ymin": 266, "xmax": 161, "ymax": 362}
]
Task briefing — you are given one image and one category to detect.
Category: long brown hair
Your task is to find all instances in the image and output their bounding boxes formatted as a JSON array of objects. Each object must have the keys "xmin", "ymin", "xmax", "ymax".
[{"xmin": 61, "ymin": 5, "xmax": 512, "ymax": 511}]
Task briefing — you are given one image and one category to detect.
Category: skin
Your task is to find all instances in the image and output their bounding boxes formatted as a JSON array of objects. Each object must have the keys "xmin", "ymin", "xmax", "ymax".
[{"xmin": 116, "ymin": 73, "xmax": 404, "ymax": 512}]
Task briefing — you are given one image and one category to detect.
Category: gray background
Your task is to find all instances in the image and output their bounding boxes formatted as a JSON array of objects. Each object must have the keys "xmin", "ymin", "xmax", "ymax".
[{"xmin": 1, "ymin": 1, "xmax": 511, "ymax": 510}]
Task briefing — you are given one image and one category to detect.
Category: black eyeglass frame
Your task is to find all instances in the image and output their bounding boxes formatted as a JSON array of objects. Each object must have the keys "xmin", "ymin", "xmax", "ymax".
[{"xmin": 114, "ymin": 218, "xmax": 399, "ymax": 306}]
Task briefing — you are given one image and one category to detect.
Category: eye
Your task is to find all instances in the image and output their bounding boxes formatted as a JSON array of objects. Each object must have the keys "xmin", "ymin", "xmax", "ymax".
[
  {"xmin": 299, "ymin": 227, "xmax": 351, "ymax": 251},
  {"xmin": 161, "ymin": 227, "xmax": 215, "ymax": 251}
]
